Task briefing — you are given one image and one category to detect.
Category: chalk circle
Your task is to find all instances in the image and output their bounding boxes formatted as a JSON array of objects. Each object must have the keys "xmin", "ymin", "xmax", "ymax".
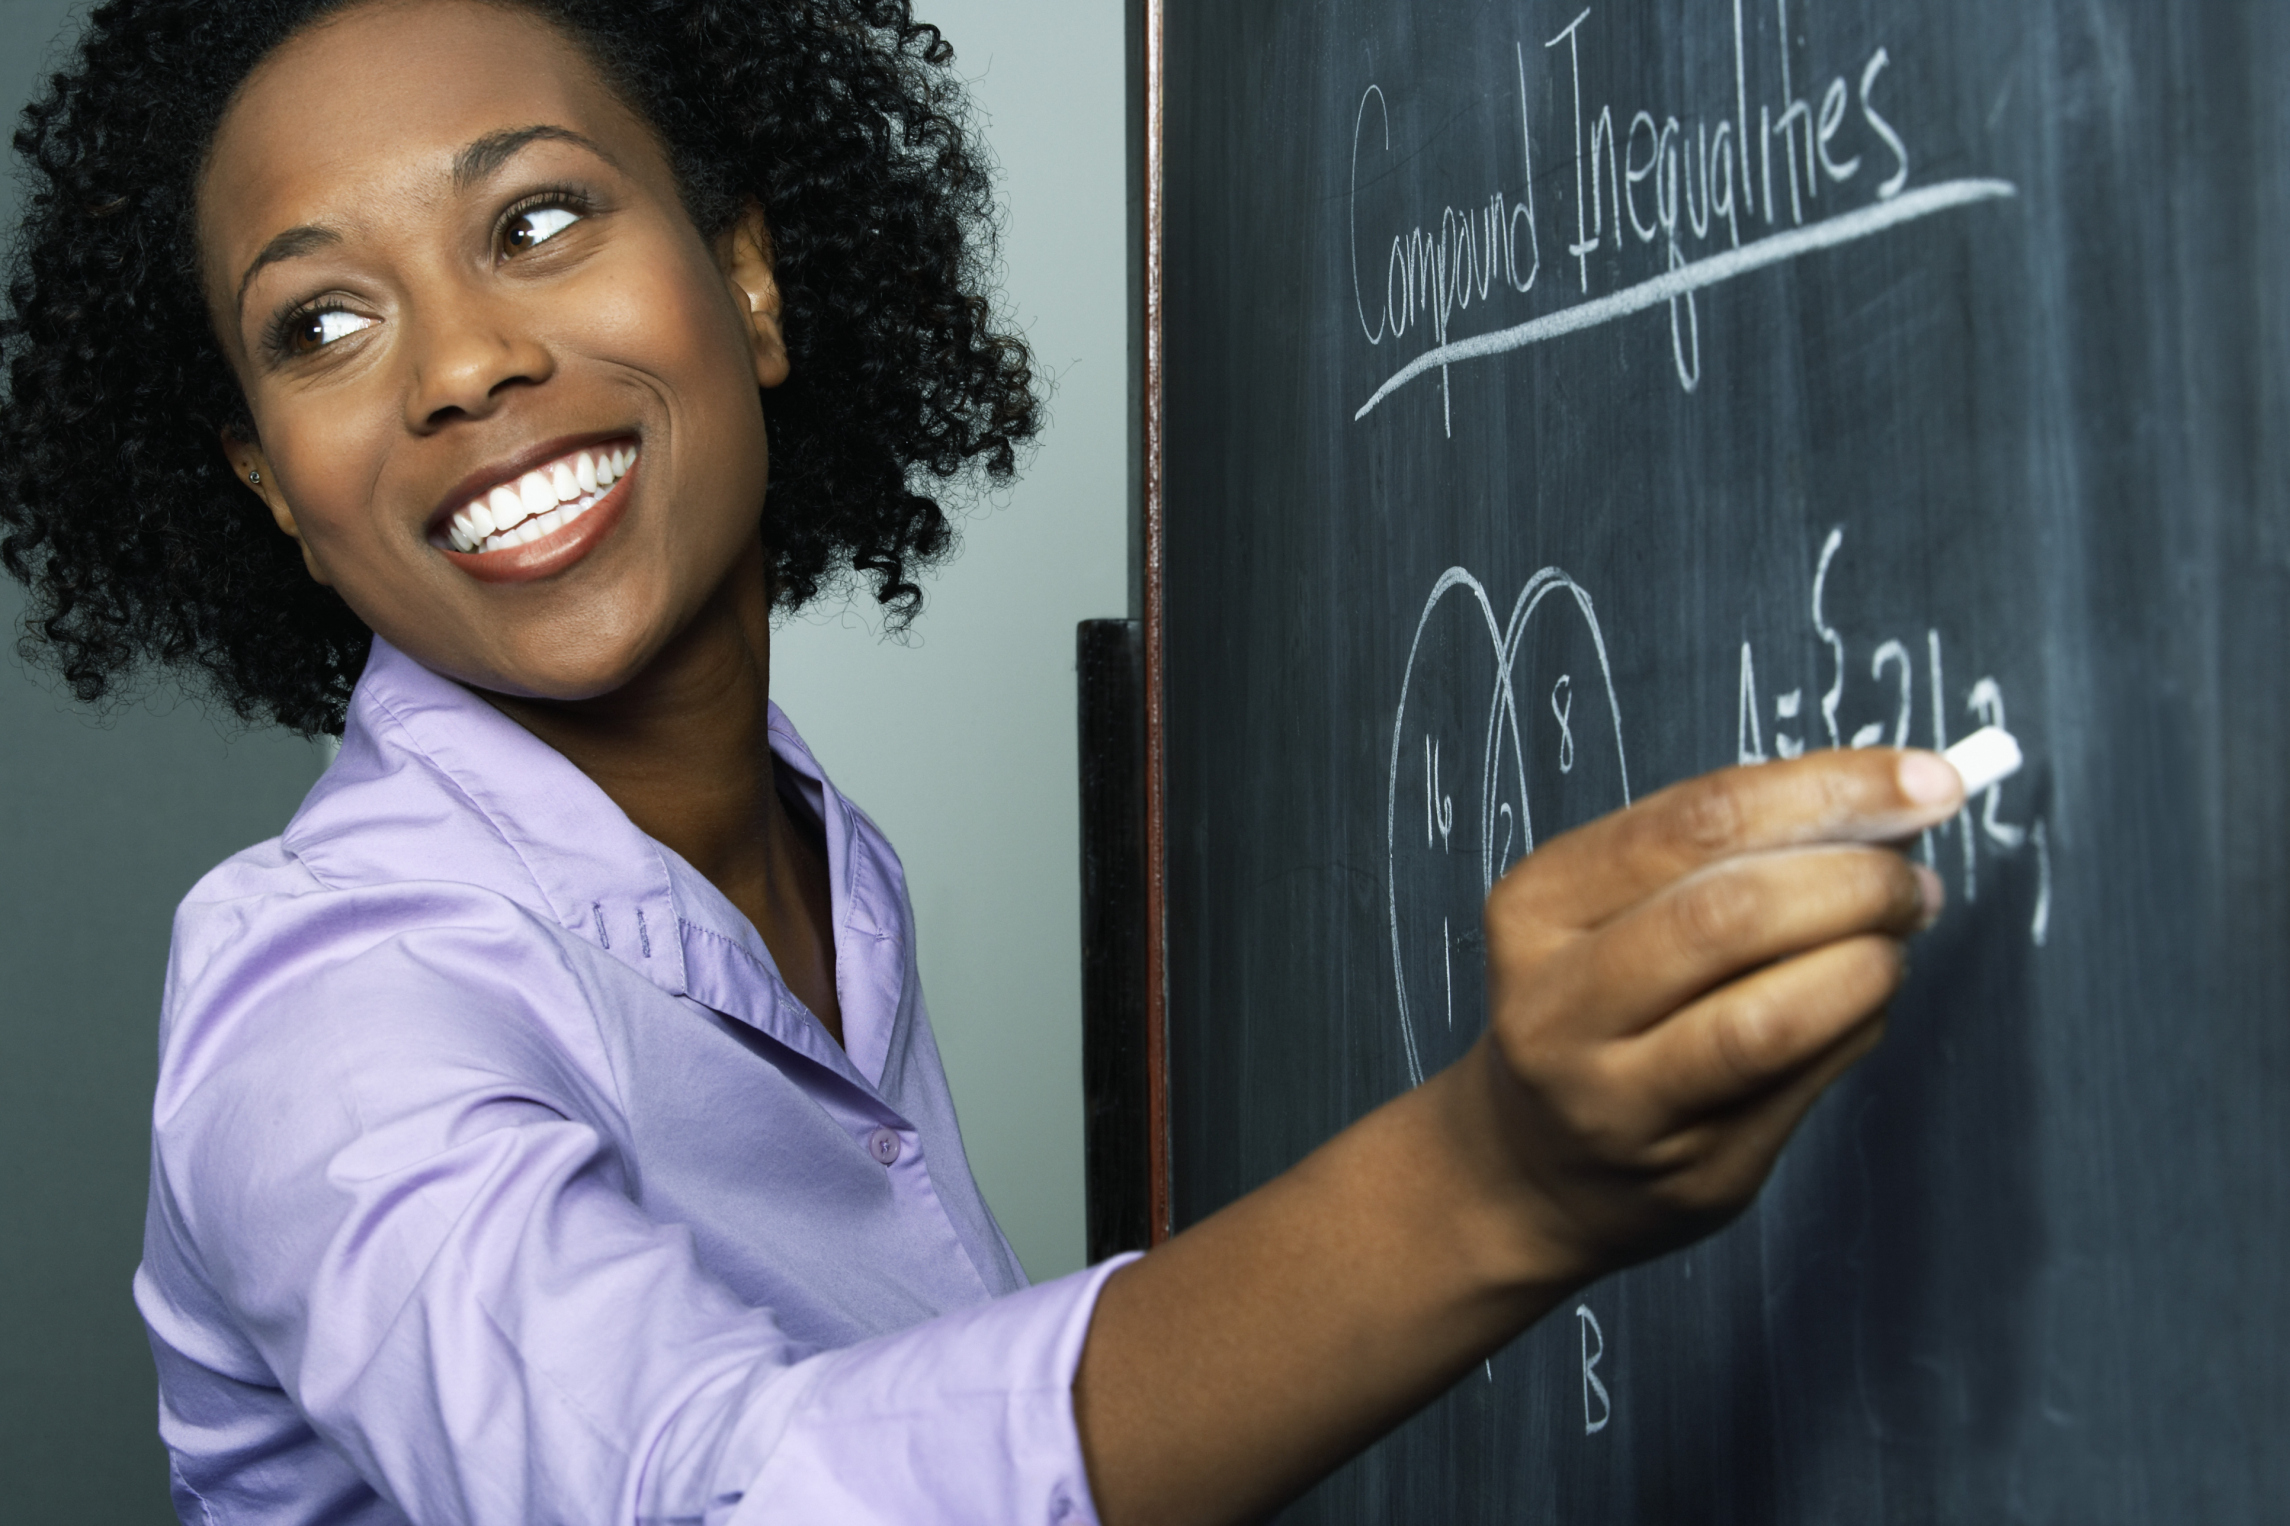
[{"xmin": 1385, "ymin": 567, "xmax": 1632, "ymax": 1088}]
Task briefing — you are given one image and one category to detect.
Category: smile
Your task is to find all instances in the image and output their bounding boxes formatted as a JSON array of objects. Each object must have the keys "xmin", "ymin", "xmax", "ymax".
[{"xmin": 443, "ymin": 442, "xmax": 638, "ymax": 554}]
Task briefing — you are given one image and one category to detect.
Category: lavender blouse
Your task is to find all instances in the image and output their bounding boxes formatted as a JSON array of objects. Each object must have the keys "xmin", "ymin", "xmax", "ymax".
[{"xmin": 135, "ymin": 637, "xmax": 1125, "ymax": 1524}]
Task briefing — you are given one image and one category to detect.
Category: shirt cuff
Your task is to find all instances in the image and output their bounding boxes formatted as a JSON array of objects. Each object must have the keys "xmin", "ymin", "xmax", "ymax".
[{"xmin": 720, "ymin": 1252, "xmax": 1141, "ymax": 1526}]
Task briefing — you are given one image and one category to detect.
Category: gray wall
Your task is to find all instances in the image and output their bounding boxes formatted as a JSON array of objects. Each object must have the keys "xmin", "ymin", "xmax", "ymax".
[
  {"xmin": 0, "ymin": 0, "xmax": 1125, "ymax": 1514},
  {"xmin": 769, "ymin": 0, "xmax": 1130, "ymax": 1284},
  {"xmin": 0, "ymin": 10, "xmax": 335, "ymax": 1519},
  {"xmin": 0, "ymin": 594, "xmax": 328, "ymax": 1520}
]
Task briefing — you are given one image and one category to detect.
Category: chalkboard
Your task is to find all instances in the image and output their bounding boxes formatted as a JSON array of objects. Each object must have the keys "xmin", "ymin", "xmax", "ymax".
[{"xmin": 1155, "ymin": 2, "xmax": 2288, "ymax": 1520}]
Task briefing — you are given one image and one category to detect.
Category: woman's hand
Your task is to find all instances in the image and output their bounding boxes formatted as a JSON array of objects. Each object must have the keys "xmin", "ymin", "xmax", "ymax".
[
  {"xmin": 1076, "ymin": 749, "xmax": 1964, "ymax": 1526},
  {"xmin": 1456, "ymin": 747, "xmax": 1957, "ymax": 1288}
]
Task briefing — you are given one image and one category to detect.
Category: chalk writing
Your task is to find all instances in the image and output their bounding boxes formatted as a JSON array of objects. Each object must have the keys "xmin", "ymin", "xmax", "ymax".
[
  {"xmin": 1390, "ymin": 531, "xmax": 2051, "ymax": 1099},
  {"xmin": 1386, "ymin": 567, "xmax": 1631, "ymax": 1087},
  {"xmin": 1552, "ymin": 675, "xmax": 1577, "ymax": 773},
  {"xmin": 1578, "ymin": 1304, "xmax": 1613, "ymax": 1434},
  {"xmin": 1866, "ymin": 639, "xmax": 1914, "ymax": 749},
  {"xmin": 1425, "ymin": 734, "xmax": 1455, "ymax": 850},
  {"xmin": 1732, "ymin": 527, "xmax": 2051, "ymax": 941},
  {"xmin": 1384, "ymin": 538, "xmax": 2055, "ymax": 1419},
  {"xmin": 1348, "ymin": 3, "xmax": 2017, "ymax": 424}
]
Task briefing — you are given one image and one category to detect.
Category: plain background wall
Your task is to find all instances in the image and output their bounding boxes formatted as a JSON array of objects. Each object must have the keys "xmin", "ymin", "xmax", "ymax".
[
  {"xmin": 0, "ymin": 0, "xmax": 1126, "ymax": 1515},
  {"xmin": 770, "ymin": 0, "xmax": 1128, "ymax": 1286}
]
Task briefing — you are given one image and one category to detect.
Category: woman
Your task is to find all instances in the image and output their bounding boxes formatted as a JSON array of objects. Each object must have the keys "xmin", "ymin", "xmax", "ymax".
[{"xmin": 0, "ymin": 1, "xmax": 1962, "ymax": 1521}]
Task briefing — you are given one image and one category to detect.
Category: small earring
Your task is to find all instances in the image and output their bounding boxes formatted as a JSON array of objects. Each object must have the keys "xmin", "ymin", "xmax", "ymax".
[{"xmin": 247, "ymin": 469, "xmax": 261, "ymax": 485}]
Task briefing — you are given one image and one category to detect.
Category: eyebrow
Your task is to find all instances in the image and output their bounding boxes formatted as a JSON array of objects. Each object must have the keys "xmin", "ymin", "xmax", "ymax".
[
  {"xmin": 453, "ymin": 124, "xmax": 620, "ymax": 191},
  {"xmin": 234, "ymin": 224, "xmax": 342, "ymax": 323},
  {"xmin": 232, "ymin": 125, "xmax": 620, "ymax": 324}
]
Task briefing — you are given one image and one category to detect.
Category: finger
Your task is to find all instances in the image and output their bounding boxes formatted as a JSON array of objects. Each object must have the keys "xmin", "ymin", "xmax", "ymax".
[
  {"xmin": 1490, "ymin": 749, "xmax": 1963, "ymax": 935},
  {"xmin": 1646, "ymin": 995, "xmax": 1891, "ymax": 1221},
  {"xmin": 1615, "ymin": 931, "xmax": 1907, "ymax": 1126},
  {"xmin": 1500, "ymin": 845, "xmax": 1932, "ymax": 1052},
  {"xmin": 1573, "ymin": 845, "xmax": 1936, "ymax": 1039}
]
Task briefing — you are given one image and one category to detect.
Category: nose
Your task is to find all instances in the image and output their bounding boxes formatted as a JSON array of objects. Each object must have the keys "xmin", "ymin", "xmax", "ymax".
[{"xmin": 401, "ymin": 284, "xmax": 555, "ymax": 431}]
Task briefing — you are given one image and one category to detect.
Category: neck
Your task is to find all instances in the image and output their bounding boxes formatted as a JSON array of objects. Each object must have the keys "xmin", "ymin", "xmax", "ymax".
[{"xmin": 484, "ymin": 538, "xmax": 845, "ymax": 1043}]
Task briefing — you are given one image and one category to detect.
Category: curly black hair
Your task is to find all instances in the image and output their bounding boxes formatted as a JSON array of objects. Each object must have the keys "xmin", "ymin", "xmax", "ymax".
[{"xmin": 0, "ymin": 0, "xmax": 1038, "ymax": 734}]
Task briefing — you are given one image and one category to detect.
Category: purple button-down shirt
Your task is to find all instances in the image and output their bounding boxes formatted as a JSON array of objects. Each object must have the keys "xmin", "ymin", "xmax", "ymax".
[{"xmin": 135, "ymin": 637, "xmax": 1126, "ymax": 1525}]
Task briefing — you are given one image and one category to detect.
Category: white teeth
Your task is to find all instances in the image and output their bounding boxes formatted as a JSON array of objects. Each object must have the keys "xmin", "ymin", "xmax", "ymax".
[{"xmin": 451, "ymin": 442, "xmax": 635, "ymax": 555}]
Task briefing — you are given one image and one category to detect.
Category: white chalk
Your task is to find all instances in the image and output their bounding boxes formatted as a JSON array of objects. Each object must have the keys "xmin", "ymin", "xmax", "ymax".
[{"xmin": 1943, "ymin": 726, "xmax": 2023, "ymax": 798}]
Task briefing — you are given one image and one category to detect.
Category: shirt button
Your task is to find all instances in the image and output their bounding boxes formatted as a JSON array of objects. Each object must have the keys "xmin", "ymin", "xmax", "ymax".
[{"xmin": 867, "ymin": 1128, "xmax": 902, "ymax": 1166}]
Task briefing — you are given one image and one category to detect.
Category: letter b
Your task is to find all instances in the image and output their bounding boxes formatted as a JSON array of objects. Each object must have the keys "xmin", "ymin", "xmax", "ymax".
[{"xmin": 1577, "ymin": 1303, "xmax": 1612, "ymax": 1434}]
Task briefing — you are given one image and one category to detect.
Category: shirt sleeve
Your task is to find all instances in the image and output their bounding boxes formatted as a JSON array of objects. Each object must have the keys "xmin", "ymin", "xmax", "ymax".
[
  {"xmin": 708, "ymin": 1262, "xmax": 1131, "ymax": 1526},
  {"xmin": 143, "ymin": 897, "xmax": 1133, "ymax": 1526}
]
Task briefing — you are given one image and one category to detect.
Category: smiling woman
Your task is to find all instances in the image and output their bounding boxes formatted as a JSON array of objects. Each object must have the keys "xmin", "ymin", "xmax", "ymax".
[
  {"xmin": 4, "ymin": 0, "xmax": 1031, "ymax": 734},
  {"xmin": 199, "ymin": 5, "xmax": 804, "ymax": 711},
  {"xmin": 0, "ymin": 3, "xmax": 1968, "ymax": 1524}
]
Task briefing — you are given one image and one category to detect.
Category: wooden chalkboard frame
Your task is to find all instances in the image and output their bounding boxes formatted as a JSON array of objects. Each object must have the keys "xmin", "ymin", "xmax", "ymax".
[
  {"xmin": 1078, "ymin": 0, "xmax": 1171, "ymax": 1260},
  {"xmin": 1139, "ymin": 0, "xmax": 1172, "ymax": 1250}
]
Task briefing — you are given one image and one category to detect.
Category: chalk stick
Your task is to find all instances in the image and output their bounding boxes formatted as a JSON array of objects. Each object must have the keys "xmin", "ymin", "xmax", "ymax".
[{"xmin": 1943, "ymin": 726, "xmax": 2022, "ymax": 798}]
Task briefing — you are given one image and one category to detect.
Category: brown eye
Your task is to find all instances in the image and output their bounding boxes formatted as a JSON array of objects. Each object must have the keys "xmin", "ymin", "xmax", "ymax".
[
  {"xmin": 284, "ymin": 307, "xmax": 376, "ymax": 356},
  {"xmin": 504, "ymin": 205, "xmax": 581, "ymax": 255}
]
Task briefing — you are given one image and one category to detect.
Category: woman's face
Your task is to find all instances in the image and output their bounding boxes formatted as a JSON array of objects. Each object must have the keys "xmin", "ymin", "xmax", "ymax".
[{"xmin": 199, "ymin": 0, "xmax": 786, "ymax": 700}]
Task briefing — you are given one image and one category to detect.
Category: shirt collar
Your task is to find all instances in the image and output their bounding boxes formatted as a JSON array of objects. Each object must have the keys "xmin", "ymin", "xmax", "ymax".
[{"xmin": 284, "ymin": 637, "xmax": 906, "ymax": 1090}]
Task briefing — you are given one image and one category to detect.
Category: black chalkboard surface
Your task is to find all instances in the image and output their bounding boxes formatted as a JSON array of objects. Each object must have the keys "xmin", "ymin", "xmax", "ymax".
[{"xmin": 1157, "ymin": 1, "xmax": 2287, "ymax": 1519}]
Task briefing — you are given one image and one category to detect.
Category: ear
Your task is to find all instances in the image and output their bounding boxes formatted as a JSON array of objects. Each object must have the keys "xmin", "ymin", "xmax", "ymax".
[
  {"xmin": 716, "ymin": 202, "xmax": 790, "ymax": 391},
  {"xmin": 220, "ymin": 430, "xmax": 331, "ymax": 586}
]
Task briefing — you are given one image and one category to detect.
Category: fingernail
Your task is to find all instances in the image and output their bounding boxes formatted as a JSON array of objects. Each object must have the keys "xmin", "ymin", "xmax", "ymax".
[{"xmin": 1899, "ymin": 751, "xmax": 1962, "ymax": 807}]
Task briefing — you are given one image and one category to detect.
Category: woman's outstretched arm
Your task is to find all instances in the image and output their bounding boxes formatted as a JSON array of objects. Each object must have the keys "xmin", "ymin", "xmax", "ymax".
[{"xmin": 1075, "ymin": 747, "xmax": 1964, "ymax": 1526}]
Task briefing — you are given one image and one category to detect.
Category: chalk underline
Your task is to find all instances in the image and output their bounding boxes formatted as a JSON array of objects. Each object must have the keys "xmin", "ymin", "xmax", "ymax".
[{"xmin": 1352, "ymin": 178, "xmax": 2019, "ymax": 422}]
